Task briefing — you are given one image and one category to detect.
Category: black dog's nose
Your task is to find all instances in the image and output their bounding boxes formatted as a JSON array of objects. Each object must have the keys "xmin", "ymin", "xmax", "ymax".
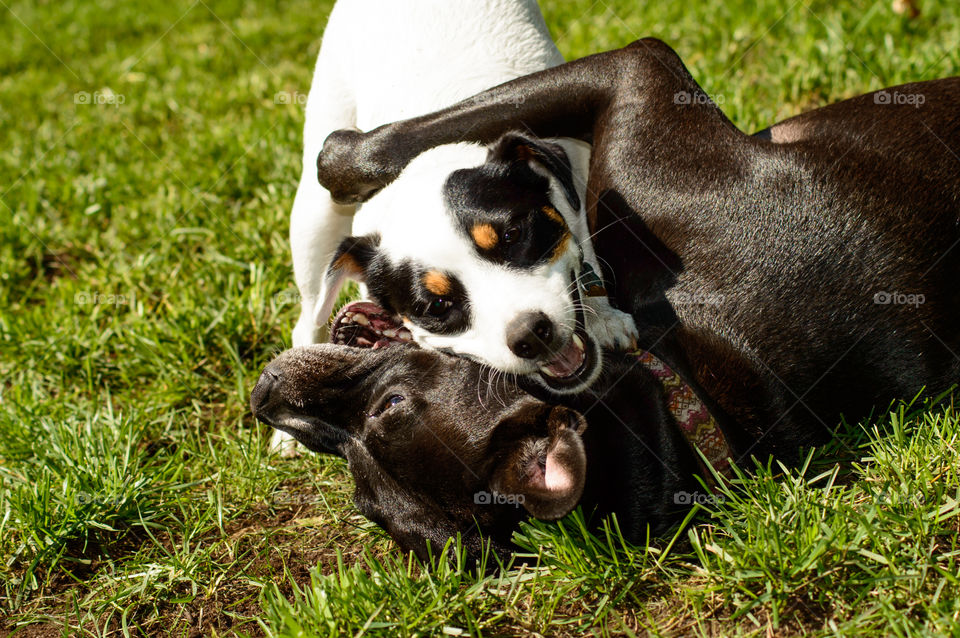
[
  {"xmin": 507, "ymin": 311, "xmax": 555, "ymax": 359},
  {"xmin": 250, "ymin": 368, "xmax": 280, "ymax": 419}
]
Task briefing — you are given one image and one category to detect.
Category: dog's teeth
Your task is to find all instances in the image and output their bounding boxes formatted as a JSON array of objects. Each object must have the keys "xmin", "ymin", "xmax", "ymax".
[
  {"xmin": 572, "ymin": 333, "xmax": 585, "ymax": 351},
  {"xmin": 382, "ymin": 329, "xmax": 397, "ymax": 338},
  {"xmin": 353, "ymin": 313, "xmax": 369, "ymax": 326},
  {"xmin": 539, "ymin": 366, "xmax": 558, "ymax": 378}
]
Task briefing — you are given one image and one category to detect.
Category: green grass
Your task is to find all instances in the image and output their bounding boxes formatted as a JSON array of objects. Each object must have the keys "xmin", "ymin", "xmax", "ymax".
[{"xmin": 1, "ymin": 0, "xmax": 958, "ymax": 635}]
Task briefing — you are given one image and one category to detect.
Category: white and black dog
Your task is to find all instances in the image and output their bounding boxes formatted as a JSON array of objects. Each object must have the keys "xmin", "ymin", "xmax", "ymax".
[{"xmin": 278, "ymin": 0, "xmax": 638, "ymax": 454}]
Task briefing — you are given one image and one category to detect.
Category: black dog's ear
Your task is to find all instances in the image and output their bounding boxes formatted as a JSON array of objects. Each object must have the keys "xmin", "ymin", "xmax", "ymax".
[
  {"xmin": 490, "ymin": 403, "xmax": 588, "ymax": 521},
  {"xmin": 488, "ymin": 133, "xmax": 581, "ymax": 212},
  {"xmin": 314, "ymin": 234, "xmax": 380, "ymax": 327}
]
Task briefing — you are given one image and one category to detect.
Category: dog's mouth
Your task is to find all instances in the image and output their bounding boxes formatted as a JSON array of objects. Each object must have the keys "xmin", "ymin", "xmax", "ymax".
[
  {"xmin": 331, "ymin": 294, "xmax": 598, "ymax": 393},
  {"xmin": 532, "ymin": 275, "xmax": 598, "ymax": 393},
  {"xmin": 331, "ymin": 301, "xmax": 412, "ymax": 349},
  {"xmin": 539, "ymin": 333, "xmax": 588, "ymax": 380}
]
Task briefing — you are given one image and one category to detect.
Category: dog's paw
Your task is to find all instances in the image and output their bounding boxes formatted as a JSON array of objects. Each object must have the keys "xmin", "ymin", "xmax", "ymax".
[
  {"xmin": 269, "ymin": 430, "xmax": 301, "ymax": 459},
  {"xmin": 586, "ymin": 298, "xmax": 638, "ymax": 352}
]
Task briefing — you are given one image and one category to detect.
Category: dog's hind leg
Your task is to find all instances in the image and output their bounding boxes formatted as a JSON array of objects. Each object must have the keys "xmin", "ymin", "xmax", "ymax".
[{"xmin": 273, "ymin": 30, "xmax": 357, "ymax": 458}]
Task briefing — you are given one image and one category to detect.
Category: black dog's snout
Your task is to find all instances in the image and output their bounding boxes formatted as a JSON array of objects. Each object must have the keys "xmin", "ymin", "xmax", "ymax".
[
  {"xmin": 507, "ymin": 311, "xmax": 555, "ymax": 359},
  {"xmin": 250, "ymin": 367, "xmax": 280, "ymax": 419}
]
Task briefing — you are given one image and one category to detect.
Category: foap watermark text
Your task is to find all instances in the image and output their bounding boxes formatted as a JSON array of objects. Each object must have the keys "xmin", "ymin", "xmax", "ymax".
[
  {"xmin": 874, "ymin": 290, "xmax": 925, "ymax": 307},
  {"xmin": 474, "ymin": 490, "xmax": 525, "ymax": 507},
  {"xmin": 874, "ymin": 90, "xmax": 925, "ymax": 108}
]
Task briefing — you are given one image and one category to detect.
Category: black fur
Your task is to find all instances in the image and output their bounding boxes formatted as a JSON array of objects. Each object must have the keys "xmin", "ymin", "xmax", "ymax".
[
  {"xmin": 445, "ymin": 141, "xmax": 570, "ymax": 268},
  {"xmin": 251, "ymin": 344, "xmax": 699, "ymax": 561},
  {"xmin": 317, "ymin": 39, "xmax": 960, "ymax": 463}
]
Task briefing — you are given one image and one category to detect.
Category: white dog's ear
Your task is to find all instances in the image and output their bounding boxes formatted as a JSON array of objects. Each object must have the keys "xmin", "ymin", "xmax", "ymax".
[
  {"xmin": 490, "ymin": 403, "xmax": 588, "ymax": 520},
  {"xmin": 488, "ymin": 133, "xmax": 580, "ymax": 212},
  {"xmin": 313, "ymin": 234, "xmax": 380, "ymax": 327}
]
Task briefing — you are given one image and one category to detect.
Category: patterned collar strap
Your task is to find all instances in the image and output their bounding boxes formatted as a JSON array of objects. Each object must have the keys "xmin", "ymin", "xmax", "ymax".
[{"xmin": 632, "ymin": 350, "xmax": 733, "ymax": 479}]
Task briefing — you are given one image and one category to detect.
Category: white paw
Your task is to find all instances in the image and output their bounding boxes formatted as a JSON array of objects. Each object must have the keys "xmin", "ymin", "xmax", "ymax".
[
  {"xmin": 585, "ymin": 298, "xmax": 638, "ymax": 352},
  {"xmin": 269, "ymin": 429, "xmax": 301, "ymax": 459}
]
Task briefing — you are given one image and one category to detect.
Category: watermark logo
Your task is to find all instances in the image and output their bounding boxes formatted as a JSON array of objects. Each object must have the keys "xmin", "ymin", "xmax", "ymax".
[
  {"xmin": 274, "ymin": 91, "xmax": 307, "ymax": 106},
  {"xmin": 76, "ymin": 491, "xmax": 125, "ymax": 506},
  {"xmin": 674, "ymin": 490, "xmax": 724, "ymax": 506},
  {"xmin": 502, "ymin": 94, "xmax": 526, "ymax": 108},
  {"xmin": 273, "ymin": 290, "xmax": 302, "ymax": 306},
  {"xmin": 462, "ymin": 93, "xmax": 526, "ymax": 109},
  {"xmin": 873, "ymin": 290, "xmax": 925, "ymax": 307},
  {"xmin": 74, "ymin": 90, "xmax": 125, "ymax": 107},
  {"xmin": 873, "ymin": 90, "xmax": 925, "ymax": 108},
  {"xmin": 474, "ymin": 490, "xmax": 525, "ymax": 506},
  {"xmin": 674, "ymin": 90, "xmax": 725, "ymax": 106},
  {"xmin": 271, "ymin": 492, "xmax": 321, "ymax": 506},
  {"xmin": 875, "ymin": 489, "xmax": 925, "ymax": 506},
  {"xmin": 671, "ymin": 291, "xmax": 725, "ymax": 306},
  {"xmin": 75, "ymin": 291, "xmax": 130, "ymax": 306}
]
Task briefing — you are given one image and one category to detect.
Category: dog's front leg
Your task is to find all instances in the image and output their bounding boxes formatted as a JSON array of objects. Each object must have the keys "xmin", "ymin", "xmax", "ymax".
[
  {"xmin": 315, "ymin": 38, "xmax": 728, "ymax": 207},
  {"xmin": 577, "ymin": 242, "xmax": 639, "ymax": 352},
  {"xmin": 315, "ymin": 42, "xmax": 614, "ymax": 204},
  {"xmin": 270, "ymin": 176, "xmax": 356, "ymax": 458},
  {"xmin": 561, "ymin": 164, "xmax": 639, "ymax": 353}
]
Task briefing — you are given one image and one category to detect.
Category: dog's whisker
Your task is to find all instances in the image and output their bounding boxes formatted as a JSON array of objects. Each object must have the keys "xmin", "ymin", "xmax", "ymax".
[
  {"xmin": 486, "ymin": 365, "xmax": 499, "ymax": 407},
  {"xmin": 593, "ymin": 255, "xmax": 616, "ymax": 286},
  {"xmin": 476, "ymin": 363, "xmax": 490, "ymax": 410},
  {"xmin": 488, "ymin": 367, "xmax": 502, "ymax": 407},
  {"xmin": 571, "ymin": 302, "xmax": 600, "ymax": 317}
]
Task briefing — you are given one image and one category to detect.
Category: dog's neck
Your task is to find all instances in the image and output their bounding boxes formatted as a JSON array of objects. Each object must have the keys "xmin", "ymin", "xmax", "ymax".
[{"xmin": 632, "ymin": 350, "xmax": 732, "ymax": 479}]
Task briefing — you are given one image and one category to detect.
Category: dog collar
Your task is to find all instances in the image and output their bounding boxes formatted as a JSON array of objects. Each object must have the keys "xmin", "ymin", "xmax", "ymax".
[
  {"xmin": 632, "ymin": 350, "xmax": 732, "ymax": 479},
  {"xmin": 578, "ymin": 261, "xmax": 607, "ymax": 297},
  {"xmin": 575, "ymin": 245, "xmax": 607, "ymax": 297}
]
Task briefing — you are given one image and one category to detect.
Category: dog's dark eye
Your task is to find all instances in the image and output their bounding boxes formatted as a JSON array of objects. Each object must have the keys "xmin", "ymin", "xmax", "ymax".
[
  {"xmin": 503, "ymin": 225, "xmax": 522, "ymax": 245},
  {"xmin": 426, "ymin": 298, "xmax": 454, "ymax": 317},
  {"xmin": 383, "ymin": 394, "xmax": 405, "ymax": 410},
  {"xmin": 370, "ymin": 394, "xmax": 405, "ymax": 418}
]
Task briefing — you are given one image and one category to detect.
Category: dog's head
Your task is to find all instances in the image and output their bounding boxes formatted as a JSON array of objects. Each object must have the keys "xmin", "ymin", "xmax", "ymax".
[
  {"xmin": 317, "ymin": 132, "xmax": 606, "ymax": 396},
  {"xmin": 250, "ymin": 331, "xmax": 589, "ymax": 560}
]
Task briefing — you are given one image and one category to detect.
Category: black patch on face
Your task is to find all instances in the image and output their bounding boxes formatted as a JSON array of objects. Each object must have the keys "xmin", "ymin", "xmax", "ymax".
[
  {"xmin": 444, "ymin": 136, "xmax": 573, "ymax": 268},
  {"xmin": 364, "ymin": 256, "xmax": 471, "ymax": 335}
]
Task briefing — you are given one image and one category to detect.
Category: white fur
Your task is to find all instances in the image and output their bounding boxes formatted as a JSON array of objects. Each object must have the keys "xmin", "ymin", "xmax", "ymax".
[
  {"xmin": 278, "ymin": 0, "xmax": 564, "ymax": 455},
  {"xmin": 291, "ymin": 0, "xmax": 563, "ymax": 350},
  {"xmin": 277, "ymin": 0, "xmax": 637, "ymax": 455}
]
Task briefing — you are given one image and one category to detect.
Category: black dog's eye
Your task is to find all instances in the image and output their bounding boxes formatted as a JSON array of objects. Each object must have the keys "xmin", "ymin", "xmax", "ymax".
[
  {"xmin": 502, "ymin": 225, "xmax": 522, "ymax": 245},
  {"xmin": 370, "ymin": 394, "xmax": 405, "ymax": 418},
  {"xmin": 426, "ymin": 298, "xmax": 454, "ymax": 317},
  {"xmin": 383, "ymin": 394, "xmax": 405, "ymax": 411}
]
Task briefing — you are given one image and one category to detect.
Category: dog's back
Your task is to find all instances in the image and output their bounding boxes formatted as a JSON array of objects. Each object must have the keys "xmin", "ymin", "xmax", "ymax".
[{"xmin": 304, "ymin": 0, "xmax": 563, "ymax": 153}]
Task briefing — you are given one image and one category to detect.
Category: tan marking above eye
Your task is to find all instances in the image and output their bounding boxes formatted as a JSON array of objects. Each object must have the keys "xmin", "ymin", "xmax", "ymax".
[
  {"xmin": 542, "ymin": 206, "xmax": 567, "ymax": 227},
  {"xmin": 332, "ymin": 252, "xmax": 362, "ymax": 275},
  {"xmin": 423, "ymin": 271, "xmax": 452, "ymax": 296},
  {"xmin": 515, "ymin": 144, "xmax": 535, "ymax": 161},
  {"xmin": 471, "ymin": 223, "xmax": 499, "ymax": 250},
  {"xmin": 550, "ymin": 232, "xmax": 572, "ymax": 263}
]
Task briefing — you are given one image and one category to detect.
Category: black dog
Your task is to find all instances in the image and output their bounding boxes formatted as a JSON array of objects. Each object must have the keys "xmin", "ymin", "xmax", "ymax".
[
  {"xmin": 316, "ymin": 39, "xmax": 960, "ymax": 462},
  {"xmin": 251, "ymin": 310, "xmax": 705, "ymax": 560}
]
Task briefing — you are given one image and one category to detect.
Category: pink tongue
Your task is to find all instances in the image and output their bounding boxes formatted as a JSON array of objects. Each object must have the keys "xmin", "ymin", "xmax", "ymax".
[{"xmin": 542, "ymin": 338, "xmax": 585, "ymax": 378}]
